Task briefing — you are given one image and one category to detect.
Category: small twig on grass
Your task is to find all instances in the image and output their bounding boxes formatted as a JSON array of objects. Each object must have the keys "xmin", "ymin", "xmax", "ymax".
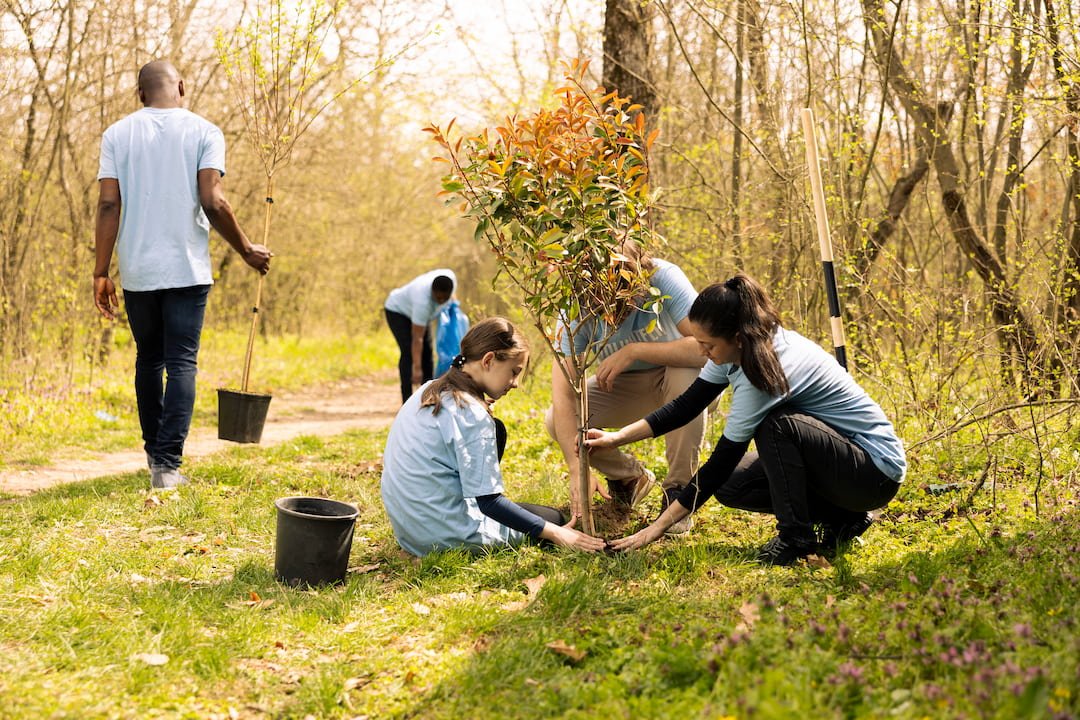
[
  {"xmin": 964, "ymin": 515, "xmax": 988, "ymax": 546},
  {"xmin": 959, "ymin": 460, "xmax": 992, "ymax": 511}
]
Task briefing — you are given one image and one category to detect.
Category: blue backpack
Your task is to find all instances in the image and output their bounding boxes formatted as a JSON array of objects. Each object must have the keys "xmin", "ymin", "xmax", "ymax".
[{"xmin": 435, "ymin": 300, "xmax": 470, "ymax": 376}]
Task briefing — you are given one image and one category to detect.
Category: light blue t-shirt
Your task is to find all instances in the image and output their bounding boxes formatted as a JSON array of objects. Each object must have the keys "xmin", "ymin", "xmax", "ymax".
[
  {"xmin": 556, "ymin": 259, "xmax": 697, "ymax": 372},
  {"xmin": 701, "ymin": 328, "xmax": 906, "ymax": 482},
  {"xmin": 380, "ymin": 383, "xmax": 523, "ymax": 556},
  {"xmin": 98, "ymin": 107, "xmax": 224, "ymax": 292},
  {"xmin": 384, "ymin": 269, "xmax": 457, "ymax": 326}
]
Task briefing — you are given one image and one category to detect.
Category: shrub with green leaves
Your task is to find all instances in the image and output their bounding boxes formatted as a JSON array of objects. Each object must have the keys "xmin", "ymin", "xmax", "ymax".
[{"xmin": 425, "ymin": 58, "xmax": 665, "ymax": 532}]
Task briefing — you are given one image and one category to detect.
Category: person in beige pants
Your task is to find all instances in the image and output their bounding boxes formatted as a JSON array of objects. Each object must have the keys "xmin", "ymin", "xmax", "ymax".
[{"xmin": 545, "ymin": 250, "xmax": 706, "ymax": 535}]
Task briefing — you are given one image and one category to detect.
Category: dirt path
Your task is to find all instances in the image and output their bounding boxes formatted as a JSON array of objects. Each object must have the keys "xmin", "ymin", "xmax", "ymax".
[{"xmin": 0, "ymin": 374, "xmax": 400, "ymax": 496}]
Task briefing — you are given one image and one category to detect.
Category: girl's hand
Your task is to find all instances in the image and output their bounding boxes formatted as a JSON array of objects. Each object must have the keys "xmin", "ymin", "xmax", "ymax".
[
  {"xmin": 609, "ymin": 522, "xmax": 666, "ymax": 552},
  {"xmin": 544, "ymin": 519, "xmax": 607, "ymax": 552}
]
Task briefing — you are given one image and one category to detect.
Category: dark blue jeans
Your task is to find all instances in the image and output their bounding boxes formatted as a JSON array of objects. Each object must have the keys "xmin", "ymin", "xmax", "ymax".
[
  {"xmin": 713, "ymin": 410, "xmax": 900, "ymax": 545},
  {"xmin": 124, "ymin": 284, "xmax": 210, "ymax": 470},
  {"xmin": 385, "ymin": 308, "xmax": 433, "ymax": 403}
]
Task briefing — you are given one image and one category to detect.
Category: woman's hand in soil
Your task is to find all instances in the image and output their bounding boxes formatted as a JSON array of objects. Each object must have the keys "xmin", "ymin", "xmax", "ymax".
[{"xmin": 609, "ymin": 521, "xmax": 666, "ymax": 552}]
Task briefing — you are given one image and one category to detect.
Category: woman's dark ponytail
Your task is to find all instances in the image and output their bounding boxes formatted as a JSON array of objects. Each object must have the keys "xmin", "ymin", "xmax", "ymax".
[{"xmin": 689, "ymin": 273, "xmax": 789, "ymax": 396}]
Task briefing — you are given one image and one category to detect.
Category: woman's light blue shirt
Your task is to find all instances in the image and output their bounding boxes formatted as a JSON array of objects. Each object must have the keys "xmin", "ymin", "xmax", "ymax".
[{"xmin": 701, "ymin": 328, "xmax": 906, "ymax": 482}]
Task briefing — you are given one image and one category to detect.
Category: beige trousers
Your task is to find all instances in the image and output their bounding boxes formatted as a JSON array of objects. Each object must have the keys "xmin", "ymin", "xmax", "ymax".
[{"xmin": 546, "ymin": 366, "xmax": 705, "ymax": 490}]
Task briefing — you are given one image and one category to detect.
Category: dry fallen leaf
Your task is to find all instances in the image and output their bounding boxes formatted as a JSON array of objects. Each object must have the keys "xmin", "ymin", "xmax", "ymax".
[
  {"xmin": 500, "ymin": 598, "xmax": 531, "ymax": 612},
  {"xmin": 545, "ymin": 640, "xmax": 586, "ymax": 663},
  {"xmin": 735, "ymin": 601, "xmax": 759, "ymax": 632},
  {"xmin": 227, "ymin": 592, "xmax": 276, "ymax": 611},
  {"xmin": 133, "ymin": 652, "xmax": 169, "ymax": 666},
  {"xmin": 343, "ymin": 675, "xmax": 372, "ymax": 691},
  {"xmin": 347, "ymin": 563, "xmax": 381, "ymax": 574},
  {"xmin": 522, "ymin": 574, "xmax": 547, "ymax": 597},
  {"xmin": 806, "ymin": 554, "xmax": 832, "ymax": 569},
  {"xmin": 501, "ymin": 573, "xmax": 548, "ymax": 612}
]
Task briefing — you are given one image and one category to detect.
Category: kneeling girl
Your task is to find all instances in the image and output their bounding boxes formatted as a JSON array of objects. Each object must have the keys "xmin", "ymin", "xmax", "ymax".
[{"xmin": 381, "ymin": 317, "xmax": 606, "ymax": 557}]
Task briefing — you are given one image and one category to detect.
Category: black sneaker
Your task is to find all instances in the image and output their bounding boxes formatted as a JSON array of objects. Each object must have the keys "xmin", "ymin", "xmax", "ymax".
[
  {"xmin": 819, "ymin": 512, "xmax": 874, "ymax": 553},
  {"xmin": 756, "ymin": 535, "xmax": 817, "ymax": 566},
  {"xmin": 660, "ymin": 487, "xmax": 694, "ymax": 535}
]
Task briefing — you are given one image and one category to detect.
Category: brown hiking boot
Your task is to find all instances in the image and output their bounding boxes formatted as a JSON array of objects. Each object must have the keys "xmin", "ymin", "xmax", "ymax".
[{"xmin": 608, "ymin": 469, "xmax": 655, "ymax": 508}]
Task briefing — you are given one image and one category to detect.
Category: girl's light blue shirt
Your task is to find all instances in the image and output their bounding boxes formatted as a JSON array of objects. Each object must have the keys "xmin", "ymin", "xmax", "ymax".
[
  {"xmin": 380, "ymin": 383, "xmax": 524, "ymax": 556},
  {"xmin": 701, "ymin": 328, "xmax": 906, "ymax": 482}
]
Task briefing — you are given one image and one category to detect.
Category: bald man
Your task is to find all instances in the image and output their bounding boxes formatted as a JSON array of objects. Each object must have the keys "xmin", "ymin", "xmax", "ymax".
[{"xmin": 94, "ymin": 60, "xmax": 272, "ymax": 490}]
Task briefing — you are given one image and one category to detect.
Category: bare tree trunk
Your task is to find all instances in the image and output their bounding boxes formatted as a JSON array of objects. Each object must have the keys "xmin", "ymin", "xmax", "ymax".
[
  {"xmin": 855, "ymin": 154, "xmax": 929, "ymax": 282},
  {"xmin": 745, "ymin": 0, "xmax": 794, "ymax": 283},
  {"xmin": 1045, "ymin": 0, "xmax": 1080, "ymax": 319},
  {"xmin": 731, "ymin": 0, "xmax": 745, "ymax": 259},
  {"xmin": 602, "ymin": 0, "xmax": 655, "ymax": 115},
  {"xmin": 861, "ymin": 0, "xmax": 1041, "ymax": 384}
]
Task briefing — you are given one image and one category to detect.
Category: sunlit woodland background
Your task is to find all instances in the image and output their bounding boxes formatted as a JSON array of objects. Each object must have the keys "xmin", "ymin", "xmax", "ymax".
[{"xmin": 2, "ymin": 0, "xmax": 1079, "ymax": 470}]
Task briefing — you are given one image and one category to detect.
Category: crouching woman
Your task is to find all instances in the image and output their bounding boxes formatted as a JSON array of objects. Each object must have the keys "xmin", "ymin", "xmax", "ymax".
[
  {"xmin": 592, "ymin": 274, "xmax": 906, "ymax": 565},
  {"xmin": 380, "ymin": 317, "xmax": 606, "ymax": 557}
]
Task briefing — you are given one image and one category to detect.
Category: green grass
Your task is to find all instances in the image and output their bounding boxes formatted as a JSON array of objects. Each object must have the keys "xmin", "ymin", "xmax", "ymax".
[
  {"xmin": 0, "ymin": 328, "xmax": 397, "ymax": 469},
  {"xmin": 0, "ymin": 367, "xmax": 1077, "ymax": 718}
]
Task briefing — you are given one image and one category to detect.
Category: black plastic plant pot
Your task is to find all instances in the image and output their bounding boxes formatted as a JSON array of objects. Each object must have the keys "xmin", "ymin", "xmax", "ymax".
[
  {"xmin": 217, "ymin": 388, "xmax": 272, "ymax": 443},
  {"xmin": 274, "ymin": 497, "xmax": 359, "ymax": 587}
]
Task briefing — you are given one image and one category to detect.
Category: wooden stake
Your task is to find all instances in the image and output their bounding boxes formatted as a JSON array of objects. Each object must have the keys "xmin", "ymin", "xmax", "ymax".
[
  {"xmin": 241, "ymin": 175, "xmax": 274, "ymax": 392},
  {"xmin": 800, "ymin": 108, "xmax": 848, "ymax": 370},
  {"xmin": 577, "ymin": 374, "xmax": 595, "ymax": 535}
]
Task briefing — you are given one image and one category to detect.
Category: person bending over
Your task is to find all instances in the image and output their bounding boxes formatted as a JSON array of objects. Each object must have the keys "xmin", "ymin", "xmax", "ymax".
[
  {"xmin": 384, "ymin": 269, "xmax": 457, "ymax": 403},
  {"xmin": 381, "ymin": 317, "xmax": 606, "ymax": 557},
  {"xmin": 588, "ymin": 274, "xmax": 905, "ymax": 565}
]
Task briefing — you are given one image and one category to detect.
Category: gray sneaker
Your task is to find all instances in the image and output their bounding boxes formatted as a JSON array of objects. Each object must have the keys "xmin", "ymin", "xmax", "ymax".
[
  {"xmin": 661, "ymin": 487, "xmax": 694, "ymax": 535},
  {"xmin": 150, "ymin": 466, "xmax": 188, "ymax": 490},
  {"xmin": 608, "ymin": 469, "xmax": 656, "ymax": 509}
]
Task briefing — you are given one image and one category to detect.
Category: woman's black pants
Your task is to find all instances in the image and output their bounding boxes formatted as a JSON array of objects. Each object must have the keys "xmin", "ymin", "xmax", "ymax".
[{"xmin": 711, "ymin": 410, "xmax": 900, "ymax": 545}]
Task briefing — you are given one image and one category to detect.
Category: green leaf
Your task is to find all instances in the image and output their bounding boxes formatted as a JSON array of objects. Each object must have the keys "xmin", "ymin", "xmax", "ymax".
[
  {"xmin": 474, "ymin": 218, "xmax": 489, "ymax": 242},
  {"xmin": 539, "ymin": 227, "xmax": 566, "ymax": 245}
]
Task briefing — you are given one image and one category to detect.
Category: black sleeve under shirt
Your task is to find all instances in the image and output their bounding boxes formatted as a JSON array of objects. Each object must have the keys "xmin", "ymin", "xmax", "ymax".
[
  {"xmin": 475, "ymin": 494, "xmax": 546, "ymax": 539},
  {"xmin": 677, "ymin": 435, "xmax": 751, "ymax": 512},
  {"xmin": 645, "ymin": 377, "xmax": 728, "ymax": 438}
]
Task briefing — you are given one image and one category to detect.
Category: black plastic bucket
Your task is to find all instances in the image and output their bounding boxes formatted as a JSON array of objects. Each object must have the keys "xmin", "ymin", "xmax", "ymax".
[
  {"xmin": 217, "ymin": 388, "xmax": 272, "ymax": 443},
  {"xmin": 274, "ymin": 497, "xmax": 358, "ymax": 586}
]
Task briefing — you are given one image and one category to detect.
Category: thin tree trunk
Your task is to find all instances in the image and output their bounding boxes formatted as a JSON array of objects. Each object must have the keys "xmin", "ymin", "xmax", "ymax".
[
  {"xmin": 731, "ymin": 0, "xmax": 745, "ymax": 259},
  {"xmin": 862, "ymin": 0, "xmax": 1041, "ymax": 383},
  {"xmin": 855, "ymin": 154, "xmax": 929, "ymax": 282},
  {"xmin": 1044, "ymin": 0, "xmax": 1080, "ymax": 319}
]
